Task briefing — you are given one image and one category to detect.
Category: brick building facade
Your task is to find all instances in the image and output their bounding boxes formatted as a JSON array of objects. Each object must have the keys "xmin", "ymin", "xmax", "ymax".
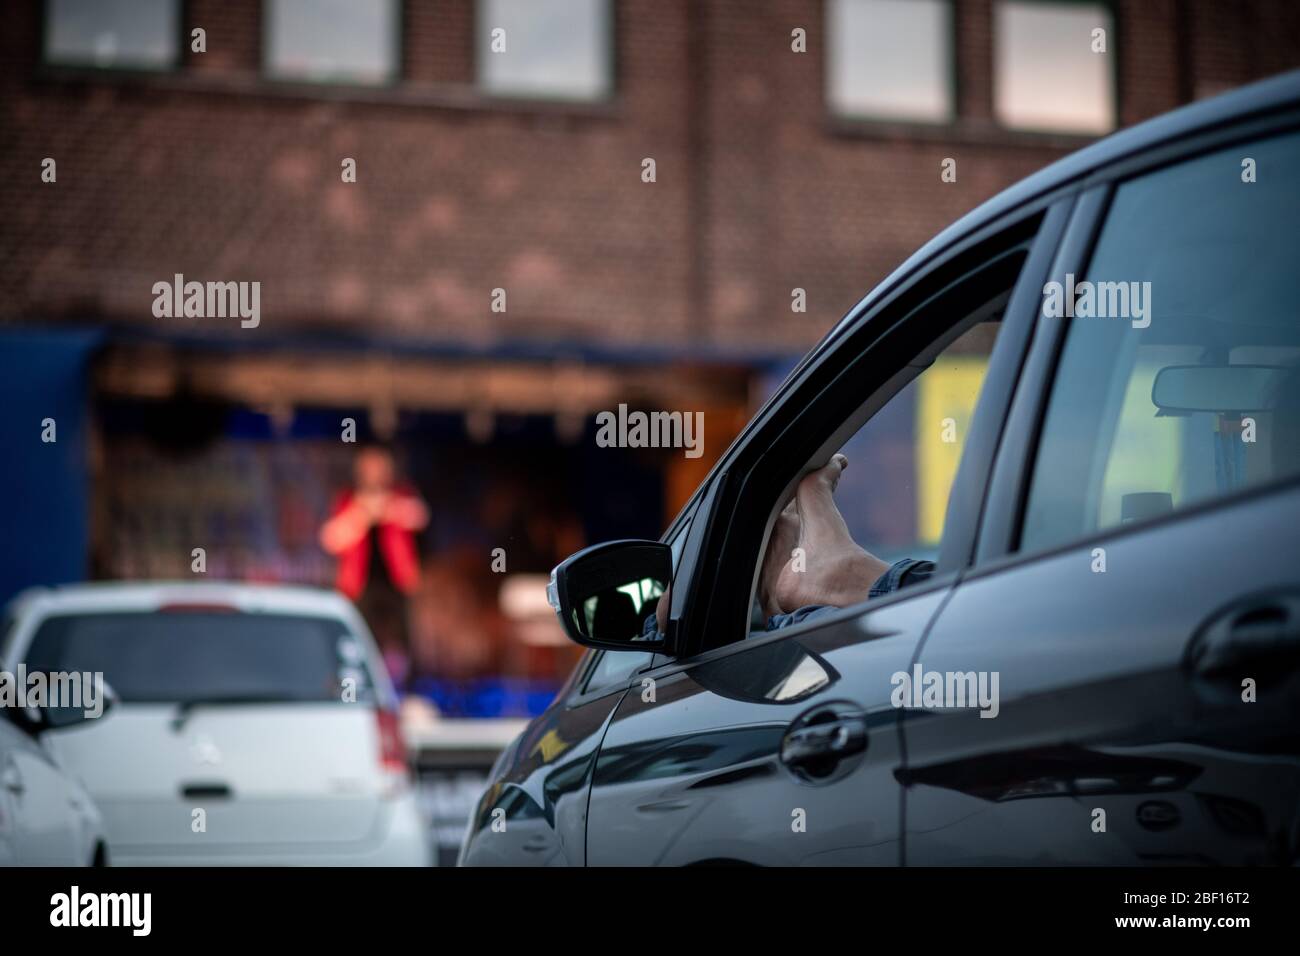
[{"xmin": 4, "ymin": 0, "xmax": 1297, "ymax": 352}]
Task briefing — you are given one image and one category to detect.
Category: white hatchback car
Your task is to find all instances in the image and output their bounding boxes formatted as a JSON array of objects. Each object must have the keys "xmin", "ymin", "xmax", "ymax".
[{"xmin": 1, "ymin": 582, "xmax": 429, "ymax": 866}]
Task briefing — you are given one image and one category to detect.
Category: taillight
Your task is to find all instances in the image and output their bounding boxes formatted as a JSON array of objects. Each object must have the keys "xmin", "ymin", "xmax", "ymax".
[{"xmin": 376, "ymin": 708, "xmax": 408, "ymax": 774}]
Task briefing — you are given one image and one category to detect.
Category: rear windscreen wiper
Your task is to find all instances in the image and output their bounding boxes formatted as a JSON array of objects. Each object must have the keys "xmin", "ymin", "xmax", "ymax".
[{"xmin": 170, "ymin": 694, "xmax": 299, "ymax": 732}]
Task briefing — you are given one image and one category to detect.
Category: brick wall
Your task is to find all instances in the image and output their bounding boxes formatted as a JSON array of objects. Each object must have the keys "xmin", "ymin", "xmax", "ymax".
[{"xmin": 1, "ymin": 0, "xmax": 1297, "ymax": 355}]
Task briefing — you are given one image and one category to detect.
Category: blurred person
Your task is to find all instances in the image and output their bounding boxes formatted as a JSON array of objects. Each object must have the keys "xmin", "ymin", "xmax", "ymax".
[{"xmin": 320, "ymin": 444, "xmax": 429, "ymax": 685}]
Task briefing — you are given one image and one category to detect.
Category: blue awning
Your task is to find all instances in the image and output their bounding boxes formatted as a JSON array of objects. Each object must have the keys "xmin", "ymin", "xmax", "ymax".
[{"xmin": 0, "ymin": 327, "xmax": 103, "ymax": 605}]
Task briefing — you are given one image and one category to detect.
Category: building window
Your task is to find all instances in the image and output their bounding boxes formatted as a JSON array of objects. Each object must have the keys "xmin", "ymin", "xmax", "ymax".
[
  {"xmin": 827, "ymin": 0, "xmax": 954, "ymax": 123},
  {"xmin": 994, "ymin": 0, "xmax": 1116, "ymax": 134},
  {"xmin": 44, "ymin": 0, "xmax": 180, "ymax": 71},
  {"xmin": 477, "ymin": 0, "xmax": 612, "ymax": 101},
  {"xmin": 265, "ymin": 0, "xmax": 400, "ymax": 86}
]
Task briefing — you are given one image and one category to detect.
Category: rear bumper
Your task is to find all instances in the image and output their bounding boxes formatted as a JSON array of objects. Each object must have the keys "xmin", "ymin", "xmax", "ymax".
[{"xmin": 108, "ymin": 793, "xmax": 431, "ymax": 867}]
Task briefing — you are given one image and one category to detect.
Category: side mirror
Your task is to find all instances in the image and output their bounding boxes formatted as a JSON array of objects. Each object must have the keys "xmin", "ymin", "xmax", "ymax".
[{"xmin": 547, "ymin": 540, "xmax": 672, "ymax": 652}]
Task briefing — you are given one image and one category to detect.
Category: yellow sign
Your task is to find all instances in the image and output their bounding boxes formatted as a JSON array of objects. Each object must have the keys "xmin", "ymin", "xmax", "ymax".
[{"xmin": 916, "ymin": 358, "xmax": 988, "ymax": 545}]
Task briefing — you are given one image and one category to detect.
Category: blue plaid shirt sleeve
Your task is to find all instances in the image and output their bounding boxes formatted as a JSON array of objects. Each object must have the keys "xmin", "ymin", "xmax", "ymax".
[{"xmin": 867, "ymin": 557, "xmax": 935, "ymax": 598}]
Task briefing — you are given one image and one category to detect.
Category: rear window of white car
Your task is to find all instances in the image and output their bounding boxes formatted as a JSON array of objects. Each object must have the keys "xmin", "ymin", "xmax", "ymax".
[{"xmin": 24, "ymin": 611, "xmax": 376, "ymax": 705}]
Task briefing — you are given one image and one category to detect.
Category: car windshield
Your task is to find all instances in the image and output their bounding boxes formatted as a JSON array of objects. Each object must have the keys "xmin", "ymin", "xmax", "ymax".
[{"xmin": 24, "ymin": 611, "xmax": 375, "ymax": 704}]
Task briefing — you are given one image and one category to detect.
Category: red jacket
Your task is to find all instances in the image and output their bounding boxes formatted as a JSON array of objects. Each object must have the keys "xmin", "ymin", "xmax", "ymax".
[{"xmin": 330, "ymin": 488, "xmax": 422, "ymax": 600}]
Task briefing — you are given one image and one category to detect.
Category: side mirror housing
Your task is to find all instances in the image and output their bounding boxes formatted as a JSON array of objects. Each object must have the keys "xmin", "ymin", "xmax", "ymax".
[{"xmin": 547, "ymin": 540, "xmax": 672, "ymax": 652}]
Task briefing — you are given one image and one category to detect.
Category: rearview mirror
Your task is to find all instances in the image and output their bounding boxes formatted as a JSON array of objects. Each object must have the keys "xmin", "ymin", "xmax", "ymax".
[
  {"xmin": 1152, "ymin": 364, "xmax": 1290, "ymax": 413},
  {"xmin": 547, "ymin": 540, "xmax": 671, "ymax": 651}
]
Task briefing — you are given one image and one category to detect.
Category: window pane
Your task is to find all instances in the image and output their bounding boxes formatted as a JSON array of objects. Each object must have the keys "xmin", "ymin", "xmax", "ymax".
[
  {"xmin": 584, "ymin": 650, "xmax": 653, "ymax": 692},
  {"xmin": 1020, "ymin": 132, "xmax": 1300, "ymax": 554},
  {"xmin": 827, "ymin": 0, "xmax": 953, "ymax": 122},
  {"xmin": 45, "ymin": 0, "xmax": 179, "ymax": 70},
  {"xmin": 478, "ymin": 0, "xmax": 612, "ymax": 101},
  {"xmin": 266, "ymin": 0, "xmax": 399, "ymax": 85},
  {"xmin": 994, "ymin": 0, "xmax": 1114, "ymax": 133},
  {"xmin": 836, "ymin": 319, "xmax": 999, "ymax": 564},
  {"xmin": 25, "ymin": 612, "xmax": 375, "ymax": 705}
]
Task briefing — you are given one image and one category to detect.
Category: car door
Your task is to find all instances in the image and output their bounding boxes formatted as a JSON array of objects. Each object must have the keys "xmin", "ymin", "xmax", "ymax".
[
  {"xmin": 0, "ymin": 719, "xmax": 21, "ymax": 865},
  {"xmin": 460, "ymin": 517, "xmax": 694, "ymax": 866},
  {"xmin": 585, "ymin": 200, "xmax": 1071, "ymax": 865},
  {"xmin": 0, "ymin": 717, "xmax": 81, "ymax": 865},
  {"xmin": 904, "ymin": 125, "xmax": 1300, "ymax": 865},
  {"xmin": 460, "ymin": 648, "xmax": 652, "ymax": 866},
  {"xmin": 586, "ymin": 589, "xmax": 945, "ymax": 865},
  {"xmin": 469, "ymin": 648, "xmax": 658, "ymax": 865}
]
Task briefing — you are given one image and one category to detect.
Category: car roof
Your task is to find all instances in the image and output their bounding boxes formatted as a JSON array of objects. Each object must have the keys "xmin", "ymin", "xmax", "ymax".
[{"xmin": 5, "ymin": 581, "xmax": 356, "ymax": 619}]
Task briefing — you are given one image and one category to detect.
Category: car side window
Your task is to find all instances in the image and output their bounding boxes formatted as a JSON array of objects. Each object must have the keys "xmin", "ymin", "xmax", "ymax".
[
  {"xmin": 1020, "ymin": 130, "xmax": 1300, "ymax": 554},
  {"xmin": 833, "ymin": 319, "xmax": 1000, "ymax": 566},
  {"xmin": 752, "ymin": 274, "xmax": 1020, "ymax": 632},
  {"xmin": 583, "ymin": 648, "xmax": 653, "ymax": 693}
]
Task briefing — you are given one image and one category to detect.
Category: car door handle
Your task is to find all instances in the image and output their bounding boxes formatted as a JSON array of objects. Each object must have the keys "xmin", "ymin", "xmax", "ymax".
[
  {"xmin": 780, "ymin": 701, "xmax": 868, "ymax": 782},
  {"xmin": 782, "ymin": 718, "xmax": 866, "ymax": 763},
  {"xmin": 1185, "ymin": 590, "xmax": 1300, "ymax": 680}
]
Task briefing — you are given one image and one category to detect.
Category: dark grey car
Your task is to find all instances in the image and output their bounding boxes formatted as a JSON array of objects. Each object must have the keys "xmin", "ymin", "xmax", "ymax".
[{"xmin": 461, "ymin": 70, "xmax": 1300, "ymax": 866}]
